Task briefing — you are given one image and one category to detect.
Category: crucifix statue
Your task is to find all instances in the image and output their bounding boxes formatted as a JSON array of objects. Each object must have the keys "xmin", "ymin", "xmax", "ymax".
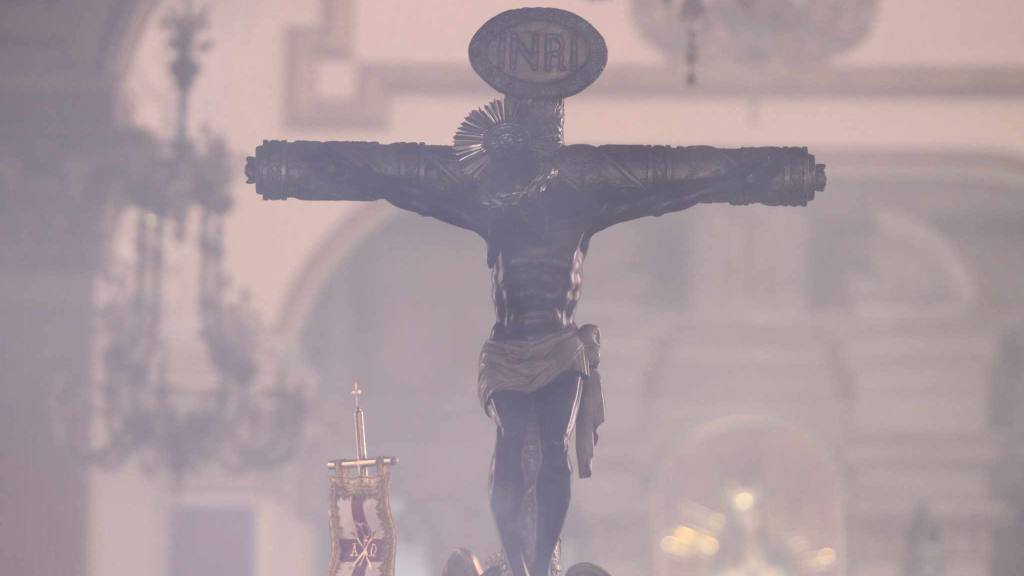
[{"xmin": 245, "ymin": 8, "xmax": 825, "ymax": 576}]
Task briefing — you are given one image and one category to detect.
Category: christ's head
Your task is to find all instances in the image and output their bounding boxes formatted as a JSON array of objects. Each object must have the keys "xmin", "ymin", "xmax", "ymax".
[{"xmin": 454, "ymin": 97, "xmax": 564, "ymax": 206}]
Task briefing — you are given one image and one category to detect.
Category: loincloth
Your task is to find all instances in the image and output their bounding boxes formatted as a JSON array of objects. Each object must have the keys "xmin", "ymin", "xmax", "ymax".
[{"xmin": 478, "ymin": 324, "xmax": 605, "ymax": 478}]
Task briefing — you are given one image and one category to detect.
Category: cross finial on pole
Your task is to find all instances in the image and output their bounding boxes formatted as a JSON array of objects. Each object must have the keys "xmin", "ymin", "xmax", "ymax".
[
  {"xmin": 352, "ymin": 380, "xmax": 363, "ymax": 409},
  {"xmin": 326, "ymin": 379, "xmax": 397, "ymax": 472},
  {"xmin": 351, "ymin": 381, "xmax": 368, "ymax": 465}
]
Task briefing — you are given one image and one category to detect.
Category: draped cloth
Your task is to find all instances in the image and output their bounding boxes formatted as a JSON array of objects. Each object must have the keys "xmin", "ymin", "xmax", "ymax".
[{"xmin": 478, "ymin": 324, "xmax": 605, "ymax": 479}]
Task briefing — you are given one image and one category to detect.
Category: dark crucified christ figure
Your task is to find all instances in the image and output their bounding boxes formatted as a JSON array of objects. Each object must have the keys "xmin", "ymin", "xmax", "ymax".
[{"xmin": 245, "ymin": 8, "xmax": 825, "ymax": 576}]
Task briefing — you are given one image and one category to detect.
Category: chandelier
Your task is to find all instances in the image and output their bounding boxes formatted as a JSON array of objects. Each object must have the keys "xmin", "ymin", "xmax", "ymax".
[
  {"xmin": 53, "ymin": 1, "xmax": 310, "ymax": 479},
  {"xmin": 631, "ymin": 0, "xmax": 879, "ymax": 84}
]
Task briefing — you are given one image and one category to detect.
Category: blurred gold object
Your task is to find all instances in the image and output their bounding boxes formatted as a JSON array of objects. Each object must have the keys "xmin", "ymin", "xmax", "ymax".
[{"xmin": 731, "ymin": 489, "xmax": 756, "ymax": 511}]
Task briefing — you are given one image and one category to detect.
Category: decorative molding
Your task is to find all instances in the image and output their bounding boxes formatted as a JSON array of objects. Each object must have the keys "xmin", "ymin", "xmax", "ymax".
[
  {"xmin": 286, "ymin": 0, "xmax": 388, "ymax": 128},
  {"xmin": 286, "ymin": 0, "xmax": 1024, "ymax": 130}
]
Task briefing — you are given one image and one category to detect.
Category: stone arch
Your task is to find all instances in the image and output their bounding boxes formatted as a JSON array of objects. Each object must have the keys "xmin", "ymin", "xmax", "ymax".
[
  {"xmin": 3, "ymin": 0, "xmax": 161, "ymax": 82},
  {"xmin": 103, "ymin": 0, "xmax": 165, "ymax": 80},
  {"xmin": 273, "ymin": 203, "xmax": 400, "ymax": 343},
  {"xmin": 847, "ymin": 208, "xmax": 977, "ymax": 318}
]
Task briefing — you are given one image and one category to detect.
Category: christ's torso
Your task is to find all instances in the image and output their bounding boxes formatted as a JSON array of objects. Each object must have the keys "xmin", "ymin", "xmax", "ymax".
[{"xmin": 487, "ymin": 184, "xmax": 594, "ymax": 341}]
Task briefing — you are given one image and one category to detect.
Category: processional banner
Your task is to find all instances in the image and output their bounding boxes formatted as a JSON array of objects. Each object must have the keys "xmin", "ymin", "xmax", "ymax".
[{"xmin": 328, "ymin": 459, "xmax": 397, "ymax": 576}]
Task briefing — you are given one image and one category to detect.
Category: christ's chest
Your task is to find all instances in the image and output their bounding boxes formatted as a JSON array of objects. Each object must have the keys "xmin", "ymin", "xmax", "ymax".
[{"xmin": 488, "ymin": 198, "xmax": 589, "ymax": 266}]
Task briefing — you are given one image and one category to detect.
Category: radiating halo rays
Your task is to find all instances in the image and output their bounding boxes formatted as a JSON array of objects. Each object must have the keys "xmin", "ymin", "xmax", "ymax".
[
  {"xmin": 453, "ymin": 98, "xmax": 564, "ymax": 179},
  {"xmin": 453, "ymin": 98, "xmax": 522, "ymax": 178}
]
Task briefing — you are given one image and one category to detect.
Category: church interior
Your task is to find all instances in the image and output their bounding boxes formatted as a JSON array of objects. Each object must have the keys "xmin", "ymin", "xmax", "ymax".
[{"xmin": 3, "ymin": 1, "xmax": 1024, "ymax": 576}]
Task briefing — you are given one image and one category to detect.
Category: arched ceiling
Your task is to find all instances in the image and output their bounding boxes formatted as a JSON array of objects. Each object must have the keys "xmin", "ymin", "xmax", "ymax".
[
  {"xmin": 0, "ymin": 0, "xmax": 160, "ymax": 140},
  {"xmin": 0, "ymin": 0, "xmax": 159, "ymax": 81}
]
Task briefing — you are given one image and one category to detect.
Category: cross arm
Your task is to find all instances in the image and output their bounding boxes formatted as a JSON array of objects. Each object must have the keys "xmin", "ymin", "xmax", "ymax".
[
  {"xmin": 245, "ymin": 140, "xmax": 487, "ymax": 234},
  {"xmin": 558, "ymin": 145, "xmax": 826, "ymax": 233}
]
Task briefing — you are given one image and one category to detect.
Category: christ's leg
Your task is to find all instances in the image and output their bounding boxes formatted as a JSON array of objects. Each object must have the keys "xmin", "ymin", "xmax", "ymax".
[
  {"xmin": 489, "ymin": 390, "xmax": 532, "ymax": 576},
  {"xmin": 532, "ymin": 371, "xmax": 582, "ymax": 576}
]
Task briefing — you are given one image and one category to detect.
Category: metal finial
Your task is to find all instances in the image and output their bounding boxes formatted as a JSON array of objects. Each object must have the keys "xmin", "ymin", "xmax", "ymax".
[
  {"xmin": 352, "ymin": 380, "xmax": 363, "ymax": 408},
  {"xmin": 352, "ymin": 381, "xmax": 368, "ymax": 465}
]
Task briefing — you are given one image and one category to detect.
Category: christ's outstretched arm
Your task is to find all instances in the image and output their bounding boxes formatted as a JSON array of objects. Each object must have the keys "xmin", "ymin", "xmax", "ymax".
[
  {"xmin": 554, "ymin": 144, "xmax": 825, "ymax": 233},
  {"xmin": 245, "ymin": 140, "xmax": 487, "ymax": 235}
]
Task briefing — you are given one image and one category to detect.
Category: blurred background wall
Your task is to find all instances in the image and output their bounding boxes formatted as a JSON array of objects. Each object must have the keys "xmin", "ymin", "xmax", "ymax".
[{"xmin": 2, "ymin": 1, "xmax": 1024, "ymax": 576}]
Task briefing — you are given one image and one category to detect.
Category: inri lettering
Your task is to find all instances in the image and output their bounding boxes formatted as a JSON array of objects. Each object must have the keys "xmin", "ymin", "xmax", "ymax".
[{"xmin": 496, "ymin": 31, "xmax": 578, "ymax": 74}]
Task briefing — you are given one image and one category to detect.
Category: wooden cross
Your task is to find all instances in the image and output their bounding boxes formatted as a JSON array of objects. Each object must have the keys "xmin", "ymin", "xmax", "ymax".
[
  {"xmin": 247, "ymin": 9, "xmax": 826, "ymax": 576},
  {"xmin": 246, "ymin": 8, "xmax": 824, "ymax": 242}
]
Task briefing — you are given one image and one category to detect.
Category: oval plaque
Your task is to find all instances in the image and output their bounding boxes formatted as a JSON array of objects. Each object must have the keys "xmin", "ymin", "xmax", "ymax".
[{"xmin": 468, "ymin": 8, "xmax": 608, "ymax": 99}]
